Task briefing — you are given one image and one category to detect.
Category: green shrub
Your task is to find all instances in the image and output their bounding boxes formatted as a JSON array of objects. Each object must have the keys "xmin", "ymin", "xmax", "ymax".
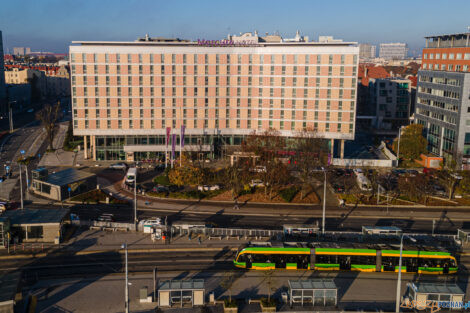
[
  {"xmin": 224, "ymin": 299, "xmax": 237, "ymax": 308},
  {"xmin": 153, "ymin": 175, "xmax": 170, "ymax": 186},
  {"xmin": 279, "ymin": 186, "xmax": 299, "ymax": 202},
  {"xmin": 260, "ymin": 297, "xmax": 276, "ymax": 307},
  {"xmin": 147, "ymin": 191, "xmax": 168, "ymax": 198}
]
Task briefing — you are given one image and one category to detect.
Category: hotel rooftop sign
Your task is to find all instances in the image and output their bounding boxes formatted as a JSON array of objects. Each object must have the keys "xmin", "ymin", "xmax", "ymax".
[{"xmin": 197, "ymin": 39, "xmax": 260, "ymax": 47}]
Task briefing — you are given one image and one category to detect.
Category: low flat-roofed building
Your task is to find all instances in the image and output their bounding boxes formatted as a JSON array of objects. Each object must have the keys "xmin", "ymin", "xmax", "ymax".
[
  {"xmin": 30, "ymin": 168, "xmax": 97, "ymax": 201},
  {"xmin": 0, "ymin": 208, "xmax": 70, "ymax": 243}
]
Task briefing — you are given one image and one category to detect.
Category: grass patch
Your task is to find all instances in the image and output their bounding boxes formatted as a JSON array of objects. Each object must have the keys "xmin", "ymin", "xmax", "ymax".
[
  {"xmin": 260, "ymin": 297, "xmax": 276, "ymax": 307},
  {"xmin": 279, "ymin": 186, "xmax": 299, "ymax": 203},
  {"xmin": 153, "ymin": 175, "xmax": 170, "ymax": 186},
  {"xmin": 70, "ymin": 189, "xmax": 128, "ymax": 204}
]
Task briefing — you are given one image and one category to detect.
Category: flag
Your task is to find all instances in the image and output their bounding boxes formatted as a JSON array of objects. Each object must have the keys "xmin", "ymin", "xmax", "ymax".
[
  {"xmin": 180, "ymin": 125, "xmax": 185, "ymax": 148},
  {"xmin": 172, "ymin": 134, "xmax": 176, "ymax": 160},
  {"xmin": 166, "ymin": 127, "xmax": 171, "ymax": 147}
]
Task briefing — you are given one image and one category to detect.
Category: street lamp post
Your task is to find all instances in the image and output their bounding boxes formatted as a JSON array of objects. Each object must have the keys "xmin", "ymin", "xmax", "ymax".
[
  {"xmin": 396, "ymin": 126, "xmax": 404, "ymax": 167},
  {"xmin": 396, "ymin": 234, "xmax": 416, "ymax": 312},
  {"xmin": 19, "ymin": 164, "xmax": 24, "ymax": 210},
  {"xmin": 134, "ymin": 179, "xmax": 137, "ymax": 228},
  {"xmin": 122, "ymin": 243, "xmax": 129, "ymax": 313},
  {"xmin": 322, "ymin": 167, "xmax": 327, "ymax": 235}
]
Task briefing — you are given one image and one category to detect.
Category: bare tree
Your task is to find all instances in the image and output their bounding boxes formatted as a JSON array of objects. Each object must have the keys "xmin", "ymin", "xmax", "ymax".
[
  {"xmin": 294, "ymin": 128, "xmax": 328, "ymax": 199},
  {"xmin": 36, "ymin": 101, "xmax": 61, "ymax": 150}
]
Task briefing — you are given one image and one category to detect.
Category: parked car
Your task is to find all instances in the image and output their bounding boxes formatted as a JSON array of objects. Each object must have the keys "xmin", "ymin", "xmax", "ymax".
[
  {"xmin": 353, "ymin": 168, "xmax": 363, "ymax": 175},
  {"xmin": 392, "ymin": 169, "xmax": 407, "ymax": 176},
  {"xmin": 197, "ymin": 185, "xmax": 220, "ymax": 191},
  {"xmin": 251, "ymin": 165, "xmax": 267, "ymax": 173},
  {"xmin": 433, "ymin": 184, "xmax": 446, "ymax": 196},
  {"xmin": 109, "ymin": 162, "xmax": 128, "ymax": 170},
  {"xmin": 152, "ymin": 185, "xmax": 169, "ymax": 193},
  {"xmin": 406, "ymin": 169, "xmax": 419, "ymax": 177},
  {"xmin": 334, "ymin": 169, "xmax": 345, "ymax": 176},
  {"xmin": 332, "ymin": 183, "xmax": 345, "ymax": 193},
  {"xmin": 344, "ymin": 169, "xmax": 353, "ymax": 176},
  {"xmin": 249, "ymin": 179, "xmax": 266, "ymax": 188}
]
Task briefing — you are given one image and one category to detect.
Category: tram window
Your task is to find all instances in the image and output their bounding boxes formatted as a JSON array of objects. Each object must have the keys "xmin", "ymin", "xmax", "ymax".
[
  {"xmin": 237, "ymin": 254, "xmax": 246, "ymax": 262},
  {"xmin": 382, "ymin": 257, "xmax": 398, "ymax": 267},
  {"xmin": 351, "ymin": 255, "xmax": 375, "ymax": 265},
  {"xmin": 418, "ymin": 258, "xmax": 438, "ymax": 268},
  {"xmin": 287, "ymin": 255, "xmax": 298, "ymax": 264},
  {"xmin": 317, "ymin": 255, "xmax": 337, "ymax": 264}
]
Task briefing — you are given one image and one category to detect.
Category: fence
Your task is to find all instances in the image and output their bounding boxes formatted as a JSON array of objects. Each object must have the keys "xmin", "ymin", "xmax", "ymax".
[
  {"xmin": 76, "ymin": 220, "xmax": 136, "ymax": 231},
  {"xmin": 332, "ymin": 158, "xmax": 395, "ymax": 168}
]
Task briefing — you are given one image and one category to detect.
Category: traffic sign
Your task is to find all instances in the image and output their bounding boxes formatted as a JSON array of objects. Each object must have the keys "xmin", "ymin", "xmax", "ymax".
[
  {"xmin": 5, "ymin": 166, "xmax": 10, "ymax": 171},
  {"xmin": 20, "ymin": 150, "xmax": 25, "ymax": 155},
  {"xmin": 68, "ymin": 187, "xmax": 72, "ymax": 192}
]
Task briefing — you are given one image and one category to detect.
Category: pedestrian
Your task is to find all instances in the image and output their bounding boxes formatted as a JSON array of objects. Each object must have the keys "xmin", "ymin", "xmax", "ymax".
[{"xmin": 233, "ymin": 199, "xmax": 239, "ymax": 210}]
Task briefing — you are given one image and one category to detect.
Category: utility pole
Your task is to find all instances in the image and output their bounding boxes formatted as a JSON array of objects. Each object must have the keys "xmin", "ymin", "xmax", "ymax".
[{"xmin": 396, "ymin": 235, "xmax": 404, "ymax": 313}]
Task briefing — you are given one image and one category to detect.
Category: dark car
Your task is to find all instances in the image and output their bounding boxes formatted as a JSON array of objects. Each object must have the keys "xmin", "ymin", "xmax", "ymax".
[
  {"xmin": 406, "ymin": 169, "xmax": 419, "ymax": 177},
  {"xmin": 152, "ymin": 185, "xmax": 169, "ymax": 193},
  {"xmin": 344, "ymin": 169, "xmax": 353, "ymax": 176},
  {"xmin": 334, "ymin": 169, "xmax": 345, "ymax": 176},
  {"xmin": 332, "ymin": 183, "xmax": 345, "ymax": 193}
]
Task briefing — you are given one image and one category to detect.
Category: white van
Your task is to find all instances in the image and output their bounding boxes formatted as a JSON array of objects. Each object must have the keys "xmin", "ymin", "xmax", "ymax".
[{"xmin": 125, "ymin": 167, "xmax": 137, "ymax": 185}]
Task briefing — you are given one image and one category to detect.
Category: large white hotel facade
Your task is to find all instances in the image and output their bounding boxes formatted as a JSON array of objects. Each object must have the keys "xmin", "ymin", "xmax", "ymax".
[{"xmin": 69, "ymin": 32, "xmax": 359, "ymax": 161}]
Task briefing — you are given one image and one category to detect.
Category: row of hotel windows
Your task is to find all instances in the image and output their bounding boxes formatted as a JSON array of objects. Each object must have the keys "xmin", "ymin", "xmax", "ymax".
[
  {"xmin": 416, "ymin": 108, "xmax": 457, "ymax": 125},
  {"xmin": 71, "ymin": 64, "xmax": 356, "ymax": 76},
  {"xmin": 71, "ymin": 53, "xmax": 357, "ymax": 65},
  {"xmin": 422, "ymin": 63, "xmax": 469, "ymax": 71},
  {"xmin": 72, "ymin": 76, "xmax": 357, "ymax": 88},
  {"xmin": 73, "ymin": 119, "xmax": 354, "ymax": 133},
  {"xmin": 423, "ymin": 53, "xmax": 470, "ymax": 60},
  {"xmin": 73, "ymin": 96, "xmax": 355, "ymax": 109},
  {"xmin": 73, "ymin": 87, "xmax": 355, "ymax": 100},
  {"xmin": 75, "ymin": 109, "xmax": 354, "ymax": 120},
  {"xmin": 417, "ymin": 97, "xmax": 459, "ymax": 112}
]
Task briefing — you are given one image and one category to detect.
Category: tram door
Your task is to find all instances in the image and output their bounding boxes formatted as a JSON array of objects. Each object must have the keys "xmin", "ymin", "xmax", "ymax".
[
  {"xmin": 275, "ymin": 255, "xmax": 286, "ymax": 269},
  {"xmin": 339, "ymin": 256, "xmax": 351, "ymax": 270},
  {"xmin": 297, "ymin": 255, "xmax": 308, "ymax": 269},
  {"xmin": 246, "ymin": 255, "xmax": 252, "ymax": 269},
  {"xmin": 406, "ymin": 258, "xmax": 418, "ymax": 273}
]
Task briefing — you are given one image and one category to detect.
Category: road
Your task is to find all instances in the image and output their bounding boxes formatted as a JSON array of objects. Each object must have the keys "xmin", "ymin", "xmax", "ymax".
[{"xmin": 22, "ymin": 202, "xmax": 470, "ymax": 234}]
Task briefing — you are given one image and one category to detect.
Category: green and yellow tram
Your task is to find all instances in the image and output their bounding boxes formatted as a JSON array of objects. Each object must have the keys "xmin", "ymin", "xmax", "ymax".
[{"xmin": 233, "ymin": 246, "xmax": 457, "ymax": 274}]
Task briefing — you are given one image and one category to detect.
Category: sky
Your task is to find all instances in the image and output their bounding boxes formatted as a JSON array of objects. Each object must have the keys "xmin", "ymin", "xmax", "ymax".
[{"xmin": 1, "ymin": 0, "xmax": 469, "ymax": 55}]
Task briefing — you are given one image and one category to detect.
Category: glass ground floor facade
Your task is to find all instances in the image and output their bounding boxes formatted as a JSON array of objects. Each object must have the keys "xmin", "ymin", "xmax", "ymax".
[{"xmin": 93, "ymin": 134, "xmax": 248, "ymax": 161}]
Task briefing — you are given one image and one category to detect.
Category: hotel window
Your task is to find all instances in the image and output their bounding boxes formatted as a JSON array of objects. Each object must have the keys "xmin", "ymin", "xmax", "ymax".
[
  {"xmin": 315, "ymin": 100, "xmax": 319, "ymax": 109},
  {"xmin": 270, "ymin": 88, "xmax": 274, "ymax": 97},
  {"xmin": 328, "ymin": 55, "xmax": 333, "ymax": 64},
  {"xmin": 117, "ymin": 65, "xmax": 121, "ymax": 74},
  {"xmin": 338, "ymin": 112, "xmax": 342, "ymax": 121},
  {"xmin": 83, "ymin": 77, "xmax": 88, "ymax": 85},
  {"xmin": 205, "ymin": 54, "xmax": 209, "ymax": 64},
  {"xmin": 270, "ymin": 77, "xmax": 274, "ymax": 85},
  {"xmin": 449, "ymin": 53, "xmax": 454, "ymax": 60},
  {"xmin": 282, "ymin": 55, "xmax": 286, "ymax": 64},
  {"xmin": 328, "ymin": 78, "xmax": 332, "ymax": 87},
  {"xmin": 328, "ymin": 66, "xmax": 332, "ymax": 75},
  {"xmin": 316, "ymin": 66, "xmax": 321, "ymax": 75},
  {"xmin": 464, "ymin": 65, "xmax": 469, "ymax": 72},
  {"xmin": 339, "ymin": 90, "xmax": 343, "ymax": 99},
  {"xmin": 314, "ymin": 111, "xmax": 318, "ymax": 120},
  {"xmin": 118, "ymin": 109, "xmax": 122, "ymax": 118},
  {"xmin": 465, "ymin": 53, "xmax": 470, "ymax": 60},
  {"xmin": 93, "ymin": 65, "xmax": 98, "ymax": 74},
  {"xmin": 106, "ymin": 87, "xmax": 110, "ymax": 96},
  {"xmin": 127, "ymin": 65, "xmax": 132, "ymax": 74},
  {"xmin": 106, "ymin": 109, "xmax": 110, "ymax": 118},
  {"xmin": 128, "ymin": 120, "xmax": 132, "ymax": 128},
  {"xmin": 457, "ymin": 53, "xmax": 462, "ymax": 60},
  {"xmin": 260, "ymin": 55, "xmax": 264, "ymax": 64},
  {"xmin": 316, "ymin": 78, "xmax": 320, "ymax": 87},
  {"xmin": 327, "ymin": 89, "xmax": 331, "ymax": 98},
  {"xmin": 448, "ymin": 64, "xmax": 453, "ymax": 71},
  {"xmin": 341, "ymin": 55, "xmax": 345, "ymax": 64},
  {"xmin": 237, "ymin": 65, "xmax": 241, "ymax": 75},
  {"xmin": 456, "ymin": 65, "xmax": 461, "ymax": 71},
  {"xmin": 440, "ymin": 64, "xmax": 444, "ymax": 70},
  {"xmin": 293, "ymin": 77, "xmax": 297, "ymax": 85},
  {"xmin": 317, "ymin": 55, "xmax": 321, "ymax": 63},
  {"xmin": 424, "ymin": 54, "xmax": 427, "ymax": 59},
  {"xmin": 303, "ymin": 111, "xmax": 307, "ymax": 120},
  {"xmin": 128, "ymin": 54, "xmax": 132, "ymax": 63},
  {"xmin": 340, "ymin": 66, "xmax": 344, "ymax": 75},
  {"xmin": 293, "ymin": 66, "xmax": 297, "ymax": 75},
  {"xmin": 237, "ymin": 54, "xmax": 242, "ymax": 64},
  {"xmin": 423, "ymin": 64, "xmax": 427, "ymax": 69},
  {"xmin": 281, "ymin": 77, "xmax": 286, "ymax": 86},
  {"xmin": 435, "ymin": 53, "xmax": 440, "ymax": 60},
  {"xmin": 326, "ymin": 112, "xmax": 330, "ymax": 121},
  {"xmin": 325, "ymin": 123, "xmax": 330, "ymax": 131}
]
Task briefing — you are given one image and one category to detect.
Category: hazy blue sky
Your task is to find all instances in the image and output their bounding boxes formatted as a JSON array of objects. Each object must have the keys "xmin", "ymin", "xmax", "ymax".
[{"xmin": 1, "ymin": 0, "xmax": 469, "ymax": 54}]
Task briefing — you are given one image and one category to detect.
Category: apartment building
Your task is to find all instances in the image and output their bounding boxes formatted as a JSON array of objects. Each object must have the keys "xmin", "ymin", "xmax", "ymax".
[
  {"xmin": 415, "ymin": 32, "xmax": 470, "ymax": 167},
  {"xmin": 69, "ymin": 33, "xmax": 359, "ymax": 161},
  {"xmin": 369, "ymin": 78, "xmax": 411, "ymax": 131},
  {"xmin": 359, "ymin": 43, "xmax": 376, "ymax": 60},
  {"xmin": 0, "ymin": 31, "xmax": 6, "ymax": 113},
  {"xmin": 379, "ymin": 43, "xmax": 408, "ymax": 60}
]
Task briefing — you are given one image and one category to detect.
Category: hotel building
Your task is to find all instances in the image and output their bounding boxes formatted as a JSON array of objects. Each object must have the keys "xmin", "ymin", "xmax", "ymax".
[
  {"xmin": 415, "ymin": 32, "xmax": 470, "ymax": 167},
  {"xmin": 69, "ymin": 33, "xmax": 359, "ymax": 161}
]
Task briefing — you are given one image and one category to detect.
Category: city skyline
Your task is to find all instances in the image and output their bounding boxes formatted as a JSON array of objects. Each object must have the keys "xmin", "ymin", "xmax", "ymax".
[{"xmin": 1, "ymin": 0, "xmax": 469, "ymax": 54}]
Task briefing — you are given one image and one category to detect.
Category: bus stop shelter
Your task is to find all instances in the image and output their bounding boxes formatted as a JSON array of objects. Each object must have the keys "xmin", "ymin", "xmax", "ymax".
[
  {"xmin": 158, "ymin": 279, "xmax": 204, "ymax": 308},
  {"xmin": 457, "ymin": 229, "xmax": 470, "ymax": 243},
  {"xmin": 288, "ymin": 279, "xmax": 337, "ymax": 307},
  {"xmin": 405, "ymin": 282, "xmax": 464, "ymax": 309}
]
